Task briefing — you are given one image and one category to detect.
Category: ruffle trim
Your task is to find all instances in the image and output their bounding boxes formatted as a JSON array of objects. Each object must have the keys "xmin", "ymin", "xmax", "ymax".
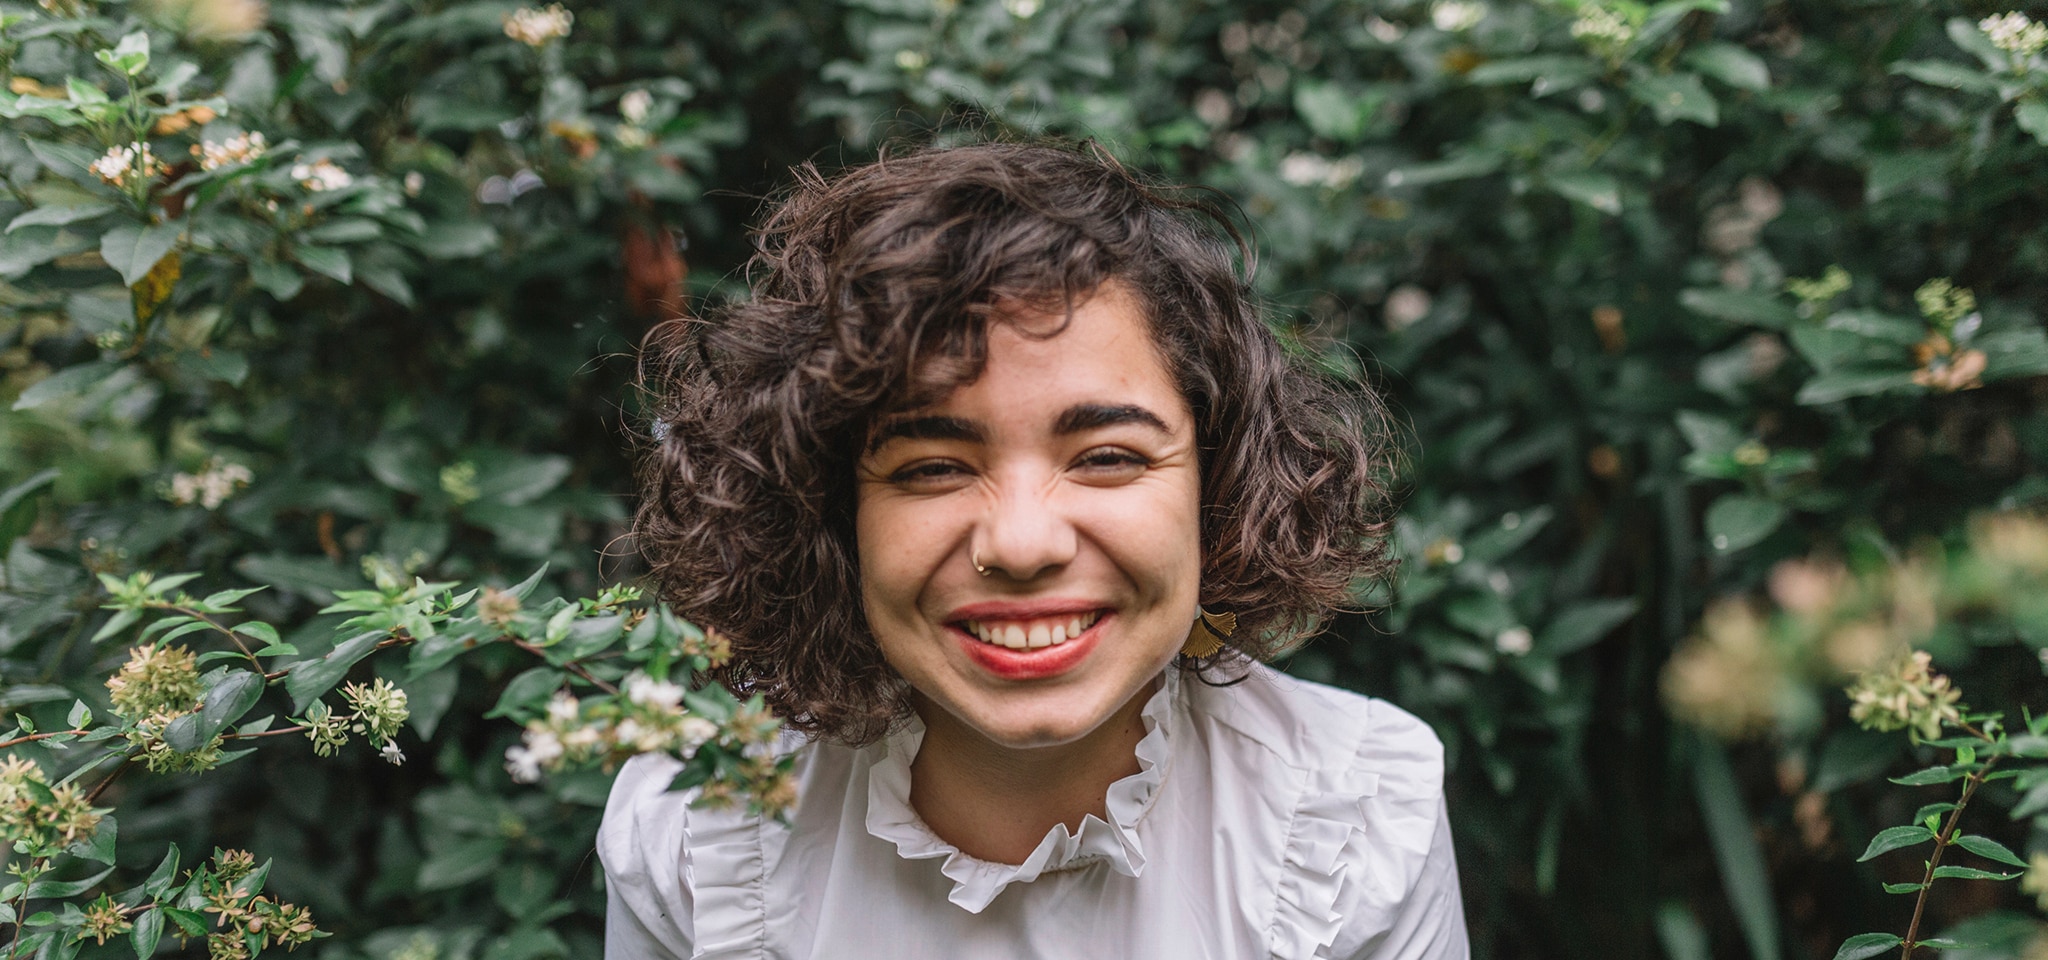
[
  {"xmin": 1267, "ymin": 764, "xmax": 1380, "ymax": 959},
  {"xmin": 680, "ymin": 741, "xmax": 803, "ymax": 960},
  {"xmin": 862, "ymin": 670, "xmax": 1180, "ymax": 914}
]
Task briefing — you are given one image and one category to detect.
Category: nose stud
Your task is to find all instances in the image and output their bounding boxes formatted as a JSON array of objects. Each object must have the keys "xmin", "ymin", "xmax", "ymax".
[{"xmin": 972, "ymin": 551, "xmax": 991, "ymax": 577}]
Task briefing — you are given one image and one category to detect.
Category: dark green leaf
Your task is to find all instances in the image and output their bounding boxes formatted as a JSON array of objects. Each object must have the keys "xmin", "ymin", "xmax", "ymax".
[
  {"xmin": 1890, "ymin": 766, "xmax": 1966, "ymax": 786},
  {"xmin": 1930, "ymin": 865, "xmax": 2021, "ymax": 881},
  {"xmin": 131, "ymin": 907, "xmax": 162, "ymax": 959},
  {"xmin": 284, "ymin": 630, "xmax": 382, "ymax": 713},
  {"xmin": 24, "ymin": 864, "xmax": 115, "ymax": 899},
  {"xmin": 1696, "ymin": 739, "xmax": 1782, "ymax": 960},
  {"xmin": 1705, "ymin": 495, "xmax": 1785, "ymax": 553},
  {"xmin": 1952, "ymin": 834, "xmax": 2027, "ymax": 867},
  {"xmin": 485, "ymin": 667, "xmax": 566, "ymax": 721},
  {"xmin": 1832, "ymin": 934, "xmax": 1902, "ymax": 960},
  {"xmin": 1855, "ymin": 825, "xmax": 1934, "ymax": 862}
]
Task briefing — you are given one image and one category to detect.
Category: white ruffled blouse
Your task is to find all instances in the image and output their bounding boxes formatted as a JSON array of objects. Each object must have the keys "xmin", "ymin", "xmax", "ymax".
[{"xmin": 597, "ymin": 665, "xmax": 1469, "ymax": 959}]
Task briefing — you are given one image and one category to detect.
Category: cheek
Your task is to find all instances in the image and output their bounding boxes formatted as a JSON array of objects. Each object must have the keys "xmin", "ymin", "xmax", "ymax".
[{"xmin": 854, "ymin": 495, "xmax": 949, "ymax": 623}]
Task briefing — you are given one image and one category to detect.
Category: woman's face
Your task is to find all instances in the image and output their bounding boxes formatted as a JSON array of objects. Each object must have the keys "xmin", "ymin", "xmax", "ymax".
[{"xmin": 855, "ymin": 282, "xmax": 1203, "ymax": 750}]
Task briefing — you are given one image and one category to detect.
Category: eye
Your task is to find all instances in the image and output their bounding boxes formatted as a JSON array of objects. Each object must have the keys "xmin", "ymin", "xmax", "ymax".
[
  {"xmin": 887, "ymin": 459, "xmax": 972, "ymax": 488},
  {"xmin": 1070, "ymin": 446, "xmax": 1150, "ymax": 482}
]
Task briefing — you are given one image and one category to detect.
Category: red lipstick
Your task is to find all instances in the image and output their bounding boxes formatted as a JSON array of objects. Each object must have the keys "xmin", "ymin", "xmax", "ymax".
[{"xmin": 948, "ymin": 610, "xmax": 1109, "ymax": 681}]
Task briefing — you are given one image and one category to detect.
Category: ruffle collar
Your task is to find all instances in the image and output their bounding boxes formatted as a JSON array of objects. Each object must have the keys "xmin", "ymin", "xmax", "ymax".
[{"xmin": 862, "ymin": 669, "xmax": 1180, "ymax": 914}]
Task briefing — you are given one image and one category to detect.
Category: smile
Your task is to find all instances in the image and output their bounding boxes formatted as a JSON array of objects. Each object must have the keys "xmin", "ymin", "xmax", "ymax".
[{"xmin": 959, "ymin": 611, "xmax": 1101, "ymax": 650}]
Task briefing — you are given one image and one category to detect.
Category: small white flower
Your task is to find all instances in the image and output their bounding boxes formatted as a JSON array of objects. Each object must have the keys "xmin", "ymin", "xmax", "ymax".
[
  {"xmin": 613, "ymin": 718, "xmax": 645, "ymax": 748},
  {"xmin": 90, "ymin": 142, "xmax": 162, "ymax": 188},
  {"xmin": 1366, "ymin": 16, "xmax": 1405, "ymax": 43},
  {"xmin": 1495, "ymin": 626, "xmax": 1534, "ymax": 656},
  {"xmin": 613, "ymin": 125, "xmax": 651, "ymax": 149},
  {"xmin": 380, "ymin": 740, "xmax": 406, "ymax": 766},
  {"xmin": 504, "ymin": 744, "xmax": 544, "ymax": 782},
  {"xmin": 1982, "ymin": 12, "xmax": 2048, "ymax": 56},
  {"xmin": 504, "ymin": 4, "xmax": 573, "ymax": 46},
  {"xmin": 1430, "ymin": 0, "xmax": 1484, "ymax": 33},
  {"xmin": 546, "ymin": 691, "xmax": 580, "ymax": 724},
  {"xmin": 1571, "ymin": 7, "xmax": 1636, "ymax": 49},
  {"xmin": 894, "ymin": 49, "xmax": 928, "ymax": 71},
  {"xmin": 165, "ymin": 457, "xmax": 253, "ymax": 510},
  {"xmin": 1001, "ymin": 0, "xmax": 1040, "ymax": 18},
  {"xmin": 193, "ymin": 131, "xmax": 266, "ymax": 171},
  {"xmin": 619, "ymin": 89, "xmax": 653, "ymax": 125},
  {"xmin": 290, "ymin": 158, "xmax": 353, "ymax": 192},
  {"xmin": 678, "ymin": 716, "xmax": 718, "ymax": 752},
  {"xmin": 403, "ymin": 171, "xmax": 425, "ymax": 196},
  {"xmin": 1278, "ymin": 152, "xmax": 1332, "ymax": 187},
  {"xmin": 625, "ymin": 672, "xmax": 685, "ymax": 711},
  {"xmin": 525, "ymin": 729, "xmax": 564, "ymax": 764}
]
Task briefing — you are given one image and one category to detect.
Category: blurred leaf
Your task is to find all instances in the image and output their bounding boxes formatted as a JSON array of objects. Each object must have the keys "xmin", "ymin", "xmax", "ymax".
[
  {"xmin": 1629, "ymin": 71, "xmax": 1718, "ymax": 126},
  {"xmin": 100, "ymin": 222, "xmax": 182, "ymax": 287},
  {"xmin": 1684, "ymin": 43, "xmax": 1770, "ymax": 91},
  {"xmin": 1697, "ymin": 739, "xmax": 1783, "ymax": 960},
  {"xmin": 1832, "ymin": 934, "xmax": 1902, "ymax": 960},
  {"xmin": 1705, "ymin": 495, "xmax": 1785, "ymax": 553}
]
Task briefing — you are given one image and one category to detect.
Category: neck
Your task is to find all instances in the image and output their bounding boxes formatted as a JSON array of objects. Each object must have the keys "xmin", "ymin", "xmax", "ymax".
[{"xmin": 906, "ymin": 675, "xmax": 1160, "ymax": 865}]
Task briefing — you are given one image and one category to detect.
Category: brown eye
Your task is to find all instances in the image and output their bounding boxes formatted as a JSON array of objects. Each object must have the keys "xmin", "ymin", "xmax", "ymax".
[
  {"xmin": 1071, "ymin": 447, "xmax": 1149, "ymax": 481},
  {"xmin": 889, "ymin": 460, "xmax": 971, "ymax": 487}
]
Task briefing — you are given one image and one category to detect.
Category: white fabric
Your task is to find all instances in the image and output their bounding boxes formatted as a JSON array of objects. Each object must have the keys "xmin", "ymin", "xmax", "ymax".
[{"xmin": 598, "ymin": 664, "xmax": 1469, "ymax": 960}]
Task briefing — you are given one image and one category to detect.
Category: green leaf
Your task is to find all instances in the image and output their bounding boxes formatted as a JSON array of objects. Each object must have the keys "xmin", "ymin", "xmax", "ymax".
[
  {"xmin": 24, "ymin": 864, "xmax": 115, "ymax": 899},
  {"xmin": 292, "ymin": 245, "xmax": 352, "ymax": 284},
  {"xmin": 13, "ymin": 360, "xmax": 122, "ymax": 412},
  {"xmin": 1890, "ymin": 765, "xmax": 1966, "ymax": 785},
  {"xmin": 1292, "ymin": 81, "xmax": 1377, "ymax": 142},
  {"xmin": 1953, "ymin": 834, "xmax": 2027, "ymax": 867},
  {"xmin": 1706, "ymin": 494, "xmax": 1785, "ymax": 553},
  {"xmin": 197, "ymin": 670, "xmax": 265, "ymax": 736},
  {"xmin": 1629, "ymin": 71, "xmax": 1718, "ymax": 126},
  {"xmin": 162, "ymin": 908, "xmax": 207, "ymax": 937},
  {"xmin": 100, "ymin": 222, "xmax": 182, "ymax": 287},
  {"xmin": 1890, "ymin": 60, "xmax": 1998, "ymax": 93},
  {"xmin": 94, "ymin": 31, "xmax": 150, "ymax": 75},
  {"xmin": 284, "ymin": 630, "xmax": 383, "ymax": 713},
  {"xmin": 0, "ymin": 468, "xmax": 58, "ymax": 555},
  {"xmin": 90, "ymin": 607, "xmax": 142, "ymax": 644},
  {"xmin": 1882, "ymin": 882, "xmax": 1926, "ymax": 894},
  {"xmin": 1546, "ymin": 171, "xmax": 1621, "ymax": 214},
  {"xmin": 6, "ymin": 201, "xmax": 114, "ymax": 233},
  {"xmin": 65, "ymin": 699, "xmax": 89, "ymax": 728},
  {"xmin": 1855, "ymin": 825, "xmax": 1934, "ymax": 862},
  {"xmin": 131, "ymin": 906, "xmax": 162, "ymax": 960},
  {"xmin": 1795, "ymin": 369, "xmax": 1919, "ymax": 405},
  {"xmin": 1538, "ymin": 599, "xmax": 1638, "ymax": 656},
  {"xmin": 1832, "ymin": 934, "xmax": 1902, "ymax": 960},
  {"xmin": 473, "ymin": 455, "xmax": 572, "ymax": 506},
  {"xmin": 2016, "ymin": 102, "xmax": 2048, "ymax": 148},
  {"xmin": 1684, "ymin": 43, "xmax": 1770, "ymax": 91},
  {"xmin": 1696, "ymin": 738, "xmax": 1783, "ymax": 960},
  {"xmin": 66, "ymin": 813, "xmax": 115, "ymax": 864},
  {"xmin": 485, "ymin": 667, "xmax": 566, "ymax": 721},
  {"xmin": 143, "ymin": 845, "xmax": 180, "ymax": 898},
  {"xmin": 1931, "ymin": 865, "xmax": 2021, "ymax": 881}
]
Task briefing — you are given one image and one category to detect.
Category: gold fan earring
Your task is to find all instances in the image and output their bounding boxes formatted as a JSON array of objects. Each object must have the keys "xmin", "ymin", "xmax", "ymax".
[{"xmin": 1181, "ymin": 608, "xmax": 1235, "ymax": 659}]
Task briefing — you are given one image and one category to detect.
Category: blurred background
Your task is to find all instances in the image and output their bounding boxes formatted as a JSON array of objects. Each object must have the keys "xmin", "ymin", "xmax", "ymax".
[{"xmin": 6, "ymin": 0, "xmax": 2048, "ymax": 956}]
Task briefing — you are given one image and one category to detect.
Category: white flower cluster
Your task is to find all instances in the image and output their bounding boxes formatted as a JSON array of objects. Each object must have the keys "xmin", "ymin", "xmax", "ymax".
[
  {"xmin": 166, "ymin": 457, "xmax": 253, "ymax": 509},
  {"xmin": 504, "ymin": 4, "xmax": 573, "ymax": 46},
  {"xmin": 1570, "ymin": 7, "xmax": 1636, "ymax": 50},
  {"xmin": 1278, "ymin": 152, "xmax": 1365, "ymax": 189},
  {"xmin": 1001, "ymin": 0, "xmax": 1040, "ymax": 18},
  {"xmin": 290, "ymin": 158, "xmax": 353, "ymax": 192},
  {"xmin": 90, "ymin": 142, "xmax": 164, "ymax": 188},
  {"xmin": 1981, "ymin": 12, "xmax": 2048, "ymax": 57},
  {"xmin": 193, "ymin": 131, "xmax": 267, "ymax": 171},
  {"xmin": 503, "ymin": 673, "xmax": 720, "ymax": 783}
]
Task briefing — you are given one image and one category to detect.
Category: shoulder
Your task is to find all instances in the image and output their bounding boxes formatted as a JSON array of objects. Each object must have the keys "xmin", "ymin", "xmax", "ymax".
[
  {"xmin": 597, "ymin": 754, "xmax": 700, "ymax": 958},
  {"xmin": 1186, "ymin": 662, "xmax": 1445, "ymax": 794},
  {"xmin": 1186, "ymin": 665, "xmax": 1465, "ymax": 959}
]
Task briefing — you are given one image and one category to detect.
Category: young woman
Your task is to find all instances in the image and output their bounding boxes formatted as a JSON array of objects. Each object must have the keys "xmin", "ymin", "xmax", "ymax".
[{"xmin": 601, "ymin": 142, "xmax": 1468, "ymax": 958}]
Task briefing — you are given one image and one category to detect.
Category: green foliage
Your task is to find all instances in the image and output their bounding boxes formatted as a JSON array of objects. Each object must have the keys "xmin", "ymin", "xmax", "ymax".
[{"xmin": 3, "ymin": 0, "xmax": 2047, "ymax": 955}]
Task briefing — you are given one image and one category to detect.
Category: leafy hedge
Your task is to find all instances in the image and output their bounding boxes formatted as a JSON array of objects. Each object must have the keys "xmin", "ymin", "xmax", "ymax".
[{"xmin": 4, "ymin": 0, "xmax": 2048, "ymax": 956}]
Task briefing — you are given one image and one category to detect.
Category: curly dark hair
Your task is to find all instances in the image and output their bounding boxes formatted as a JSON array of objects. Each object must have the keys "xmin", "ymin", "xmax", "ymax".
[{"xmin": 636, "ymin": 140, "xmax": 1394, "ymax": 745}]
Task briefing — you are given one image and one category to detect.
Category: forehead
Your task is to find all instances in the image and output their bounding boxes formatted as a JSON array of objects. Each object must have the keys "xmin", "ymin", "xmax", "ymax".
[{"xmin": 871, "ymin": 283, "xmax": 1190, "ymax": 443}]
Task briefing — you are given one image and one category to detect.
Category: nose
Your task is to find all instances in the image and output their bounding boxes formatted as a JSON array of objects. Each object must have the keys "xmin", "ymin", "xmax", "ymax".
[{"xmin": 973, "ymin": 474, "xmax": 1078, "ymax": 582}]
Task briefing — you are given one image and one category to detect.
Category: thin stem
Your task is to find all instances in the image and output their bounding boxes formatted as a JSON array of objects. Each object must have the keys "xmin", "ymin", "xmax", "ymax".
[
  {"xmin": 222, "ymin": 725, "xmax": 308, "ymax": 740},
  {"xmin": 1900, "ymin": 757, "xmax": 1997, "ymax": 958},
  {"xmin": 0, "ymin": 729, "xmax": 88, "ymax": 750},
  {"xmin": 152, "ymin": 602, "xmax": 263, "ymax": 672},
  {"xmin": 509, "ymin": 638, "xmax": 618, "ymax": 695},
  {"xmin": 81, "ymin": 748, "xmax": 140, "ymax": 805}
]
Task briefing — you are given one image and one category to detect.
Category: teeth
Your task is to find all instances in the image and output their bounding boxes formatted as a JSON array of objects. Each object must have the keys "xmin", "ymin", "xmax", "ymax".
[{"xmin": 962, "ymin": 612, "xmax": 1098, "ymax": 651}]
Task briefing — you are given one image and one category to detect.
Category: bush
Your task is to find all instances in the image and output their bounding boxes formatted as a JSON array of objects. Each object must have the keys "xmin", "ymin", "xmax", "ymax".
[{"xmin": 4, "ymin": 0, "xmax": 2048, "ymax": 956}]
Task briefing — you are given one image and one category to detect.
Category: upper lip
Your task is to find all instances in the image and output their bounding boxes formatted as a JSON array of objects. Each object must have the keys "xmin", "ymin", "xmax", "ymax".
[{"xmin": 945, "ymin": 598, "xmax": 1110, "ymax": 622}]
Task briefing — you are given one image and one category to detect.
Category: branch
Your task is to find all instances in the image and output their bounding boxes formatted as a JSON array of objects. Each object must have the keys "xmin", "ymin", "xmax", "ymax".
[
  {"xmin": 509, "ymin": 638, "xmax": 618, "ymax": 695},
  {"xmin": 0, "ymin": 729, "xmax": 88, "ymax": 750},
  {"xmin": 1900, "ymin": 757, "xmax": 1997, "ymax": 959},
  {"xmin": 152, "ymin": 602, "xmax": 263, "ymax": 672}
]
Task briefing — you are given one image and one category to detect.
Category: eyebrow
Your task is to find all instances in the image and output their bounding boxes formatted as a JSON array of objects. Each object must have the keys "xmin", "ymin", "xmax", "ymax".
[
  {"xmin": 1053, "ymin": 403, "xmax": 1172, "ymax": 436},
  {"xmin": 868, "ymin": 404, "xmax": 1171, "ymax": 454}
]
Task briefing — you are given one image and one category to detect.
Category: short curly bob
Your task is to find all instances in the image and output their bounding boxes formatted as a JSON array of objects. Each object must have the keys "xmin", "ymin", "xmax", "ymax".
[{"xmin": 636, "ymin": 141, "xmax": 1394, "ymax": 745}]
